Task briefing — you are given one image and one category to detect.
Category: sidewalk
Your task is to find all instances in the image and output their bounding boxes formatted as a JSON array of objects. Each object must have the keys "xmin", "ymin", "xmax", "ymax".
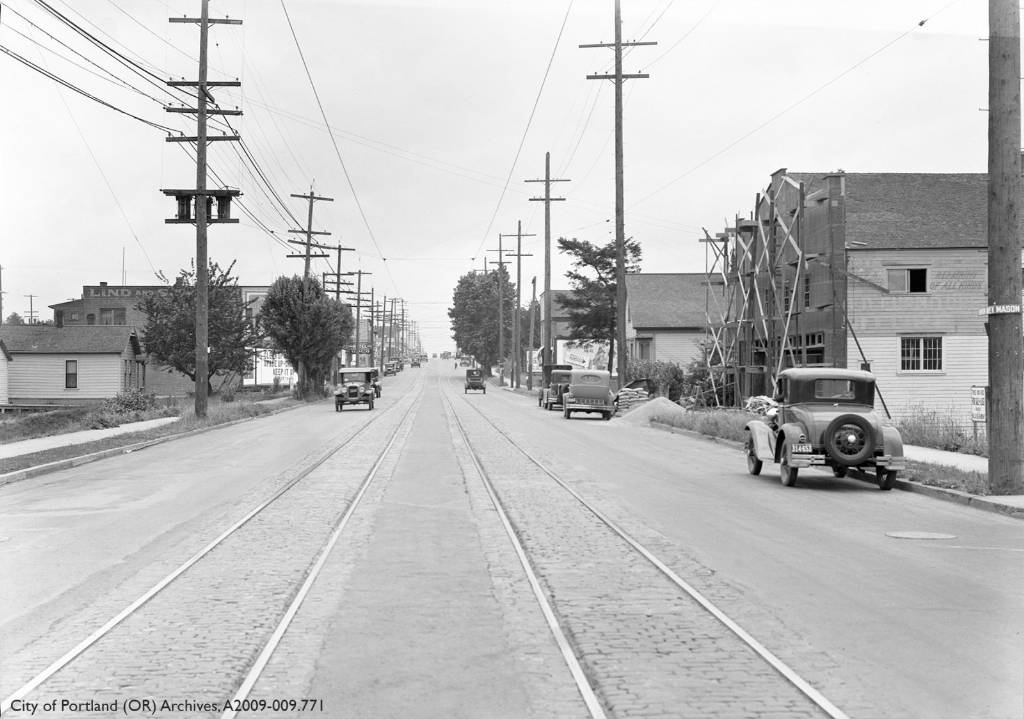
[
  {"xmin": 903, "ymin": 444, "xmax": 988, "ymax": 473},
  {"xmin": 0, "ymin": 417, "xmax": 180, "ymax": 459}
]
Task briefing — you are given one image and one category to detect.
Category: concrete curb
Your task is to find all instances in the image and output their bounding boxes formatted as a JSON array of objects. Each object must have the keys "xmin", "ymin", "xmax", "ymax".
[
  {"xmin": 646, "ymin": 419, "xmax": 1023, "ymax": 521},
  {"xmin": 0, "ymin": 400, "xmax": 308, "ymax": 488}
]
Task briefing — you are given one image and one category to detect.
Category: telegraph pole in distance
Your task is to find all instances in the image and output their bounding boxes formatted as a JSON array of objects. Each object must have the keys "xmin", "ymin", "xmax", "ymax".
[
  {"xmin": 0, "ymin": 265, "xmax": 5, "ymax": 324},
  {"xmin": 987, "ymin": 0, "xmax": 1024, "ymax": 494},
  {"xmin": 24, "ymin": 294, "xmax": 37, "ymax": 324},
  {"xmin": 340, "ymin": 270, "xmax": 372, "ymax": 365},
  {"xmin": 581, "ymin": 0, "xmax": 655, "ymax": 384},
  {"xmin": 487, "ymin": 237, "xmax": 510, "ymax": 384},
  {"xmin": 502, "ymin": 222, "xmax": 535, "ymax": 389},
  {"xmin": 378, "ymin": 296, "xmax": 387, "ymax": 371},
  {"xmin": 288, "ymin": 189, "xmax": 334, "ymax": 279},
  {"xmin": 164, "ymin": 1, "xmax": 242, "ymax": 418},
  {"xmin": 528, "ymin": 276, "xmax": 537, "ymax": 390},
  {"xmin": 526, "ymin": 152, "xmax": 569, "ymax": 368}
]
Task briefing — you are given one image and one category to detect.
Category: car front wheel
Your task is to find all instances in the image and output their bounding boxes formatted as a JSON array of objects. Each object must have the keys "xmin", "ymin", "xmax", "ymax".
[{"xmin": 745, "ymin": 434, "xmax": 763, "ymax": 476}]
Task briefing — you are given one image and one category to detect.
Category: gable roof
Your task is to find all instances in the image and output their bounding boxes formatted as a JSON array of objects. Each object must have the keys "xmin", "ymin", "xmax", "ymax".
[
  {"xmin": 625, "ymin": 273, "xmax": 721, "ymax": 328},
  {"xmin": 0, "ymin": 325, "xmax": 141, "ymax": 355},
  {"xmin": 0, "ymin": 339, "xmax": 10, "ymax": 361},
  {"xmin": 788, "ymin": 172, "xmax": 993, "ymax": 250}
]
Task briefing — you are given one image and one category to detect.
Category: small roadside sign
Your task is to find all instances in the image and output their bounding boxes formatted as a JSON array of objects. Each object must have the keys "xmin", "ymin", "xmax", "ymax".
[
  {"xmin": 971, "ymin": 385, "xmax": 987, "ymax": 423},
  {"xmin": 977, "ymin": 304, "xmax": 1022, "ymax": 316}
]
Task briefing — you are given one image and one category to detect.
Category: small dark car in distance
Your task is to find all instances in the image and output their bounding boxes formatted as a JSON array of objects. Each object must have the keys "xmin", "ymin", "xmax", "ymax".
[
  {"xmin": 539, "ymin": 364, "xmax": 573, "ymax": 410},
  {"xmin": 383, "ymin": 361, "xmax": 398, "ymax": 376},
  {"xmin": 465, "ymin": 368, "xmax": 486, "ymax": 393},
  {"xmin": 744, "ymin": 368, "xmax": 905, "ymax": 489},
  {"xmin": 411, "ymin": 358, "xmax": 421, "ymax": 367}
]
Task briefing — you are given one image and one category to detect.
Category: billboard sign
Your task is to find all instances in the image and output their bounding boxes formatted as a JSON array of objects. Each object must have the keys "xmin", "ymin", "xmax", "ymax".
[{"xmin": 555, "ymin": 339, "xmax": 613, "ymax": 374}]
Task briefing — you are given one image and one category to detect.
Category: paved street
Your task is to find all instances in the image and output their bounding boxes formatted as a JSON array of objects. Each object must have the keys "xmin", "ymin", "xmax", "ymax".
[{"xmin": 1, "ymin": 364, "xmax": 1021, "ymax": 718}]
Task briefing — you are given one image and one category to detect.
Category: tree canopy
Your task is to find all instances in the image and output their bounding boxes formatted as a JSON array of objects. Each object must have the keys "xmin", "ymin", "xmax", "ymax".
[
  {"xmin": 139, "ymin": 261, "xmax": 256, "ymax": 393},
  {"xmin": 447, "ymin": 268, "xmax": 516, "ymax": 372},
  {"xmin": 557, "ymin": 236, "xmax": 642, "ymax": 373},
  {"xmin": 258, "ymin": 275, "xmax": 353, "ymax": 397}
]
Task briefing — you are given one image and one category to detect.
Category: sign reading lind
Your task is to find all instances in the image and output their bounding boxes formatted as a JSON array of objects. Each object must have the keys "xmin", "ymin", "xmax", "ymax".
[{"xmin": 85, "ymin": 285, "xmax": 170, "ymax": 298}]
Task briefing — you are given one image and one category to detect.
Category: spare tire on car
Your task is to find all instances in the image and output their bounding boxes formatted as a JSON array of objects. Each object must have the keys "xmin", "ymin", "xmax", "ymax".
[{"xmin": 824, "ymin": 414, "xmax": 875, "ymax": 467}]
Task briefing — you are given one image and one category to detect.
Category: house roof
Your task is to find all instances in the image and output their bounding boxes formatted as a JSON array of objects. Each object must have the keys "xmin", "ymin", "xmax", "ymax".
[
  {"xmin": 788, "ymin": 172, "xmax": 992, "ymax": 250},
  {"xmin": 0, "ymin": 325, "xmax": 141, "ymax": 355},
  {"xmin": 625, "ymin": 273, "xmax": 722, "ymax": 328},
  {"xmin": 0, "ymin": 340, "xmax": 10, "ymax": 361}
]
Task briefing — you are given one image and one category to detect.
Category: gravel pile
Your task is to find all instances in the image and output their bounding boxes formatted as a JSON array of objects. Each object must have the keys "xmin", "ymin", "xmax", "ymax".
[{"xmin": 615, "ymin": 396, "xmax": 686, "ymax": 426}]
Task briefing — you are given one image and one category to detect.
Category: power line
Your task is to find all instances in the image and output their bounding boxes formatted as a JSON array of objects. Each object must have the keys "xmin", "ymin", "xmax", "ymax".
[{"xmin": 472, "ymin": 0, "xmax": 575, "ymax": 260}]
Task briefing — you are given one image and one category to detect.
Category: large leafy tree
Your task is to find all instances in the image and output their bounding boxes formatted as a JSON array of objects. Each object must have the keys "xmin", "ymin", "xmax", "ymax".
[
  {"xmin": 448, "ymin": 267, "xmax": 515, "ymax": 373},
  {"xmin": 139, "ymin": 261, "xmax": 256, "ymax": 394},
  {"xmin": 557, "ymin": 236, "xmax": 642, "ymax": 375},
  {"xmin": 258, "ymin": 275, "xmax": 353, "ymax": 398}
]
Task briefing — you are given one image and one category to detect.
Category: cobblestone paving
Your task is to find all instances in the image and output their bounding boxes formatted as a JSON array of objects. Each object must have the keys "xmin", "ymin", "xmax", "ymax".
[
  {"xmin": 245, "ymin": 384, "xmax": 588, "ymax": 719},
  {"xmin": 449, "ymin": 393, "xmax": 833, "ymax": 719},
  {"xmin": 18, "ymin": 392, "xmax": 423, "ymax": 718}
]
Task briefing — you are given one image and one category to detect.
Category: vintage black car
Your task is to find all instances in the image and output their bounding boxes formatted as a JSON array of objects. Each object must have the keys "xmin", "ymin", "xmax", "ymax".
[
  {"xmin": 465, "ymin": 368, "xmax": 486, "ymax": 393},
  {"xmin": 383, "ymin": 361, "xmax": 398, "ymax": 377},
  {"xmin": 744, "ymin": 368, "xmax": 905, "ymax": 489},
  {"xmin": 334, "ymin": 368, "xmax": 376, "ymax": 411},
  {"xmin": 562, "ymin": 369, "xmax": 615, "ymax": 420},
  {"xmin": 539, "ymin": 364, "xmax": 573, "ymax": 410}
]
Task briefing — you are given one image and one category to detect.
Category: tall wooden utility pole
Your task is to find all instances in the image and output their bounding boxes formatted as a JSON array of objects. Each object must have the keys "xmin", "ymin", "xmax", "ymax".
[
  {"xmin": 582, "ymin": 0, "xmax": 655, "ymax": 383},
  {"xmin": 526, "ymin": 152, "xmax": 569, "ymax": 368},
  {"xmin": 378, "ymin": 296, "xmax": 387, "ymax": 371},
  {"xmin": 528, "ymin": 276, "xmax": 537, "ymax": 390},
  {"xmin": 23, "ymin": 294, "xmax": 37, "ymax": 324},
  {"xmin": 339, "ymin": 270, "xmax": 372, "ymax": 365},
  {"xmin": 288, "ymin": 189, "xmax": 334, "ymax": 279},
  {"xmin": 502, "ymin": 222, "xmax": 535, "ymax": 389},
  {"xmin": 487, "ymin": 238, "xmax": 511, "ymax": 384},
  {"xmin": 987, "ymin": 0, "xmax": 1024, "ymax": 494},
  {"xmin": 164, "ymin": 0, "xmax": 241, "ymax": 418}
]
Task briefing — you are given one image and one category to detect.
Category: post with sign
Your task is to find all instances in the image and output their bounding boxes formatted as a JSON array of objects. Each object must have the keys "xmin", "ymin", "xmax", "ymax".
[{"xmin": 970, "ymin": 385, "xmax": 987, "ymax": 441}]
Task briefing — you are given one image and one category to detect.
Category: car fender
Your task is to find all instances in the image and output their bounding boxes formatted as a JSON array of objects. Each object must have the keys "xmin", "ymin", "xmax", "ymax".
[
  {"xmin": 880, "ymin": 425, "xmax": 904, "ymax": 458},
  {"xmin": 744, "ymin": 421, "xmax": 775, "ymax": 462},
  {"xmin": 775, "ymin": 422, "xmax": 809, "ymax": 462}
]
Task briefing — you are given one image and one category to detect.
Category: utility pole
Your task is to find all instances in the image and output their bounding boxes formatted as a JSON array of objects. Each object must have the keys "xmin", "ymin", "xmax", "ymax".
[
  {"xmin": 1, "ymin": 265, "xmax": 6, "ymax": 324},
  {"xmin": 288, "ymin": 189, "xmax": 334, "ymax": 279},
  {"xmin": 987, "ymin": 0, "xmax": 1024, "ymax": 494},
  {"xmin": 24, "ymin": 294, "xmax": 37, "ymax": 324},
  {"xmin": 340, "ymin": 270, "xmax": 372, "ymax": 365},
  {"xmin": 528, "ymin": 276, "xmax": 537, "ymax": 390},
  {"xmin": 582, "ymin": 0, "xmax": 655, "ymax": 384},
  {"xmin": 378, "ymin": 296, "xmax": 387, "ymax": 371},
  {"xmin": 163, "ymin": 0, "xmax": 242, "ymax": 418},
  {"xmin": 526, "ymin": 152, "xmax": 569, "ymax": 368},
  {"xmin": 502, "ymin": 222, "xmax": 535, "ymax": 389},
  {"xmin": 487, "ymin": 237, "xmax": 510, "ymax": 384},
  {"xmin": 387, "ymin": 297, "xmax": 397, "ymax": 365}
]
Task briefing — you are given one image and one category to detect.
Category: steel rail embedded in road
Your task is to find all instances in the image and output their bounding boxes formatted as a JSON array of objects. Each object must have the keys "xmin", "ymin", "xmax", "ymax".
[
  {"xmin": 438, "ymin": 380, "xmax": 608, "ymax": 719},
  {"xmin": 453, "ymin": 383, "xmax": 851, "ymax": 719},
  {"xmin": 222, "ymin": 387, "xmax": 423, "ymax": 718},
  {"xmin": 0, "ymin": 385, "xmax": 424, "ymax": 717}
]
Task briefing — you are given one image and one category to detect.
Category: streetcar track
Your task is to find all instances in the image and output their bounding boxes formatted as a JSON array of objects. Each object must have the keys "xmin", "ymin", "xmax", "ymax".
[
  {"xmin": 438, "ymin": 380, "xmax": 607, "ymax": 719},
  {"xmin": 0, "ymin": 381, "xmax": 425, "ymax": 717},
  {"xmin": 448, "ymin": 377, "xmax": 850, "ymax": 719}
]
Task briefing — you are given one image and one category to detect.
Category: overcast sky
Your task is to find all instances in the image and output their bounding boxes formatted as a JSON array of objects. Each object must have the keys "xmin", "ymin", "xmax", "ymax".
[{"xmin": 0, "ymin": 0, "xmax": 988, "ymax": 352}]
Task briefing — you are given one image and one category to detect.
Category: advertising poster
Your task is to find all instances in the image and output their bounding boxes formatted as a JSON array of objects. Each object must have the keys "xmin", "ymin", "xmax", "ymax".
[
  {"xmin": 243, "ymin": 347, "xmax": 297, "ymax": 387},
  {"xmin": 555, "ymin": 339, "xmax": 614, "ymax": 375}
]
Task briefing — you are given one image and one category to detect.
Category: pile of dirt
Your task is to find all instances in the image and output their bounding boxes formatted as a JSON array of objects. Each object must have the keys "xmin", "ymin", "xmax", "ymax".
[{"xmin": 615, "ymin": 396, "xmax": 685, "ymax": 426}]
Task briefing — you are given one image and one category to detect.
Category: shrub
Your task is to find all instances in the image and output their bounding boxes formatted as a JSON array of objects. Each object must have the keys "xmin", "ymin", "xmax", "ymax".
[
  {"xmin": 101, "ymin": 389, "xmax": 157, "ymax": 414},
  {"xmin": 895, "ymin": 405, "xmax": 988, "ymax": 457}
]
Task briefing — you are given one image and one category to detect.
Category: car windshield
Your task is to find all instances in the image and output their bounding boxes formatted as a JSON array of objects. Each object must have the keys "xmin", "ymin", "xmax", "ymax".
[
  {"xmin": 814, "ymin": 379, "xmax": 856, "ymax": 400},
  {"xmin": 340, "ymin": 373, "xmax": 367, "ymax": 383}
]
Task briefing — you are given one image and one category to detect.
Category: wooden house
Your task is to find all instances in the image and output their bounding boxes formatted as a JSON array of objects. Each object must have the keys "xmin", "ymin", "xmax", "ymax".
[
  {"xmin": 624, "ymin": 273, "xmax": 722, "ymax": 366},
  {"xmin": 0, "ymin": 325, "xmax": 145, "ymax": 406}
]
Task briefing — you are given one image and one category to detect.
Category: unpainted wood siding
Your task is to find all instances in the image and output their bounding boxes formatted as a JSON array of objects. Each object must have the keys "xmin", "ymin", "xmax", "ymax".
[
  {"xmin": 8, "ymin": 354, "xmax": 124, "ymax": 402},
  {"xmin": 647, "ymin": 330, "xmax": 704, "ymax": 365},
  {"xmin": 850, "ymin": 335, "xmax": 987, "ymax": 429},
  {"xmin": 847, "ymin": 248, "xmax": 987, "ymax": 336},
  {"xmin": 0, "ymin": 355, "xmax": 8, "ymax": 404}
]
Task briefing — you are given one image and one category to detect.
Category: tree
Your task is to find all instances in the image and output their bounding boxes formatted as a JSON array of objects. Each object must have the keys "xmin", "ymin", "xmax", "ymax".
[
  {"xmin": 139, "ymin": 261, "xmax": 257, "ymax": 395},
  {"xmin": 258, "ymin": 275, "xmax": 353, "ymax": 398},
  {"xmin": 557, "ymin": 236, "xmax": 642, "ymax": 375},
  {"xmin": 4, "ymin": 312, "xmax": 25, "ymax": 325},
  {"xmin": 448, "ymin": 268, "xmax": 515, "ymax": 373}
]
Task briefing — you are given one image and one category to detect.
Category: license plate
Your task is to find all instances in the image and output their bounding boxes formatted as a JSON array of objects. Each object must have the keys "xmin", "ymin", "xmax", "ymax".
[
  {"xmin": 791, "ymin": 443, "xmax": 813, "ymax": 454},
  {"xmin": 579, "ymin": 398, "xmax": 600, "ymax": 405}
]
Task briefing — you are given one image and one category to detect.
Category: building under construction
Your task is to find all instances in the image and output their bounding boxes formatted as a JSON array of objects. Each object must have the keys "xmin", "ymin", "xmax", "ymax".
[{"xmin": 706, "ymin": 169, "xmax": 991, "ymax": 426}]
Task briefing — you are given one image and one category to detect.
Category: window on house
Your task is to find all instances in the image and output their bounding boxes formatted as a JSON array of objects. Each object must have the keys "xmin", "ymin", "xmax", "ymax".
[
  {"xmin": 100, "ymin": 308, "xmax": 114, "ymax": 325},
  {"xmin": 114, "ymin": 308, "xmax": 126, "ymax": 325},
  {"xmin": 70, "ymin": 312, "xmax": 79, "ymax": 322},
  {"xmin": 900, "ymin": 336, "xmax": 942, "ymax": 371},
  {"xmin": 887, "ymin": 268, "xmax": 928, "ymax": 293},
  {"xmin": 86, "ymin": 314, "xmax": 95, "ymax": 325},
  {"xmin": 65, "ymin": 360, "xmax": 78, "ymax": 389},
  {"xmin": 803, "ymin": 276, "xmax": 811, "ymax": 308},
  {"xmin": 636, "ymin": 338, "xmax": 652, "ymax": 361}
]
